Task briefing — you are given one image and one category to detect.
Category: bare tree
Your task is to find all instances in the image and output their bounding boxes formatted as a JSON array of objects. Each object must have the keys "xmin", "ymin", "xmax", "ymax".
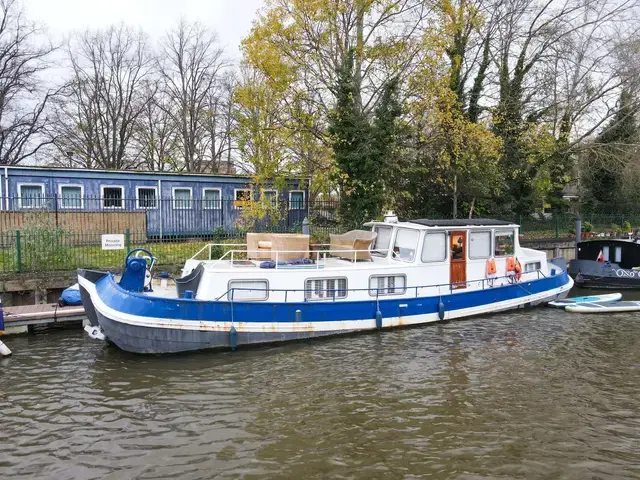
[
  {"xmin": 134, "ymin": 83, "xmax": 181, "ymax": 171},
  {"xmin": 51, "ymin": 24, "xmax": 154, "ymax": 170},
  {"xmin": 158, "ymin": 20, "xmax": 227, "ymax": 173},
  {"xmin": 200, "ymin": 71, "xmax": 237, "ymax": 173},
  {"xmin": 0, "ymin": 0, "xmax": 58, "ymax": 166}
]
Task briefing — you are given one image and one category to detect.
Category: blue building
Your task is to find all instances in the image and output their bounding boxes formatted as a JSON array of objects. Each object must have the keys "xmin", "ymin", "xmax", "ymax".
[{"xmin": 0, "ymin": 166, "xmax": 309, "ymax": 236}]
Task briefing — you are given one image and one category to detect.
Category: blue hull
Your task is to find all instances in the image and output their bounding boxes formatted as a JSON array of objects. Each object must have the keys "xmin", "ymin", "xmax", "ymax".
[{"xmin": 80, "ymin": 269, "xmax": 573, "ymax": 354}]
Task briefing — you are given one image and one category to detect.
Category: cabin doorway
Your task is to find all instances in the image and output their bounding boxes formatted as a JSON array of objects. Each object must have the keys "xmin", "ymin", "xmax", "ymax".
[{"xmin": 450, "ymin": 231, "xmax": 467, "ymax": 289}]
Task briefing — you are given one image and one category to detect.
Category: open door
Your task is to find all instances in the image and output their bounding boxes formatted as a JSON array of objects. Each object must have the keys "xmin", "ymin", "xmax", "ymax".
[{"xmin": 450, "ymin": 231, "xmax": 467, "ymax": 289}]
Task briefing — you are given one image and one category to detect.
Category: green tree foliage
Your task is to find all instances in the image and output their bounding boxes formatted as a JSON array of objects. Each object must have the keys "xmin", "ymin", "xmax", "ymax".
[{"xmin": 328, "ymin": 51, "xmax": 401, "ymax": 227}]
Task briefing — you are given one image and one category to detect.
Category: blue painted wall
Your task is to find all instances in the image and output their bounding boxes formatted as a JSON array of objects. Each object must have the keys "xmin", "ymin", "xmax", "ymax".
[{"xmin": 1, "ymin": 167, "xmax": 309, "ymax": 235}]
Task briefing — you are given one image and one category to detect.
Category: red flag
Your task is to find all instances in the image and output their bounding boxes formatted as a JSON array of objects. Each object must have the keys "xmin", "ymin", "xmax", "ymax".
[{"xmin": 596, "ymin": 250, "xmax": 605, "ymax": 262}]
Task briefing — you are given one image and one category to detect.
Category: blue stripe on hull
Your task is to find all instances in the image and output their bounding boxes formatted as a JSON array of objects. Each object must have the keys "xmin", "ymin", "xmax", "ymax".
[
  {"xmin": 95, "ymin": 271, "xmax": 571, "ymax": 324},
  {"xmin": 97, "ymin": 311, "xmax": 356, "ymax": 354}
]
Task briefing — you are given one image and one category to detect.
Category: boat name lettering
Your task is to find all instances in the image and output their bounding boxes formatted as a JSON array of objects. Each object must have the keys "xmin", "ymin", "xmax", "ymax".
[{"xmin": 614, "ymin": 269, "xmax": 636, "ymax": 278}]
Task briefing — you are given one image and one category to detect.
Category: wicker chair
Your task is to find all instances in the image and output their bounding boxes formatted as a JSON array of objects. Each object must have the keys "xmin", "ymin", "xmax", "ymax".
[{"xmin": 329, "ymin": 230, "xmax": 377, "ymax": 261}]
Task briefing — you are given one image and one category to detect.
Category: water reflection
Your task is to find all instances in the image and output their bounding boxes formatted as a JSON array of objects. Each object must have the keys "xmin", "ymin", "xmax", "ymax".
[{"xmin": 0, "ymin": 308, "xmax": 639, "ymax": 479}]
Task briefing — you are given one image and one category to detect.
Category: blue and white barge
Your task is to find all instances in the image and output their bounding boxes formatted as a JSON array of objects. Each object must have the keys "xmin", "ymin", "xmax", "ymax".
[{"xmin": 78, "ymin": 216, "xmax": 573, "ymax": 354}]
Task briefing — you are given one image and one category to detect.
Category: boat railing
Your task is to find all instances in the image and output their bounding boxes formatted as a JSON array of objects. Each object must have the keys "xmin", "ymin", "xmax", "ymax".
[
  {"xmin": 191, "ymin": 243, "xmax": 388, "ymax": 270},
  {"xmin": 213, "ymin": 268, "xmax": 552, "ymax": 302}
]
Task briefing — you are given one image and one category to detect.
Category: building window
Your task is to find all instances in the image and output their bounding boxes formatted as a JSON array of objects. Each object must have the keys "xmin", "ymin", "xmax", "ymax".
[
  {"xmin": 494, "ymin": 230, "xmax": 514, "ymax": 257},
  {"xmin": 524, "ymin": 262, "xmax": 541, "ymax": 272},
  {"xmin": 393, "ymin": 228, "xmax": 419, "ymax": 262},
  {"xmin": 289, "ymin": 190, "xmax": 305, "ymax": 210},
  {"xmin": 262, "ymin": 189, "xmax": 277, "ymax": 207},
  {"xmin": 234, "ymin": 189, "xmax": 251, "ymax": 209},
  {"xmin": 136, "ymin": 187, "xmax": 157, "ymax": 209},
  {"xmin": 369, "ymin": 275, "xmax": 406, "ymax": 296},
  {"xmin": 173, "ymin": 188, "xmax": 192, "ymax": 209},
  {"xmin": 421, "ymin": 232, "xmax": 447, "ymax": 262},
  {"xmin": 203, "ymin": 188, "xmax": 221, "ymax": 210},
  {"xmin": 228, "ymin": 280, "xmax": 268, "ymax": 301},
  {"xmin": 305, "ymin": 278, "xmax": 347, "ymax": 300},
  {"xmin": 101, "ymin": 186, "xmax": 124, "ymax": 209},
  {"xmin": 469, "ymin": 231, "xmax": 491, "ymax": 259},
  {"xmin": 59, "ymin": 185, "xmax": 83, "ymax": 209},
  {"xmin": 18, "ymin": 184, "xmax": 45, "ymax": 208}
]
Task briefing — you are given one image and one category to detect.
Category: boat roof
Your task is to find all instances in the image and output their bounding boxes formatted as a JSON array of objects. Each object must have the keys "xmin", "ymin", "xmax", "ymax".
[
  {"xmin": 410, "ymin": 218, "xmax": 514, "ymax": 227},
  {"xmin": 365, "ymin": 218, "xmax": 518, "ymax": 230}
]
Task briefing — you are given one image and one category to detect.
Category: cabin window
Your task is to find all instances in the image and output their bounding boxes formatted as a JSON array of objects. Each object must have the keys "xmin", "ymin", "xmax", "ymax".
[
  {"xmin": 469, "ymin": 231, "xmax": 491, "ymax": 259},
  {"xmin": 173, "ymin": 188, "xmax": 192, "ymax": 209},
  {"xmin": 228, "ymin": 280, "xmax": 268, "ymax": 301},
  {"xmin": 262, "ymin": 189, "xmax": 277, "ymax": 207},
  {"xmin": 372, "ymin": 226, "xmax": 393, "ymax": 255},
  {"xmin": 393, "ymin": 228, "xmax": 419, "ymax": 262},
  {"xmin": 234, "ymin": 189, "xmax": 251, "ymax": 209},
  {"xmin": 421, "ymin": 232, "xmax": 447, "ymax": 262},
  {"xmin": 525, "ymin": 262, "xmax": 541, "ymax": 272},
  {"xmin": 59, "ymin": 185, "xmax": 83, "ymax": 209},
  {"xmin": 494, "ymin": 230, "xmax": 514, "ymax": 256},
  {"xmin": 102, "ymin": 186, "xmax": 124, "ymax": 209},
  {"xmin": 615, "ymin": 246, "xmax": 622, "ymax": 263},
  {"xmin": 289, "ymin": 191, "xmax": 305, "ymax": 210},
  {"xmin": 602, "ymin": 246, "xmax": 610, "ymax": 261},
  {"xmin": 369, "ymin": 275, "xmax": 406, "ymax": 296},
  {"xmin": 136, "ymin": 187, "xmax": 157, "ymax": 209},
  {"xmin": 203, "ymin": 188, "xmax": 221, "ymax": 210},
  {"xmin": 18, "ymin": 184, "xmax": 45, "ymax": 208},
  {"xmin": 305, "ymin": 278, "xmax": 347, "ymax": 300}
]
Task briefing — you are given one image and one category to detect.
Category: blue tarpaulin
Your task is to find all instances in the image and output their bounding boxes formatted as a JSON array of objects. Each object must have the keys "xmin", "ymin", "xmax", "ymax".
[{"xmin": 59, "ymin": 284, "xmax": 82, "ymax": 306}]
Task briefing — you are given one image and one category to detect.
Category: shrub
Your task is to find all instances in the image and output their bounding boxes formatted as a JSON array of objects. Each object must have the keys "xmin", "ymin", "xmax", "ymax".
[
  {"xmin": 20, "ymin": 226, "xmax": 72, "ymax": 271},
  {"xmin": 623, "ymin": 221, "xmax": 632, "ymax": 233}
]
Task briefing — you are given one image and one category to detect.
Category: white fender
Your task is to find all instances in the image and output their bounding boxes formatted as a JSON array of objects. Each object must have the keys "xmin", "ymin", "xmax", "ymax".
[{"xmin": 0, "ymin": 339, "xmax": 12, "ymax": 356}]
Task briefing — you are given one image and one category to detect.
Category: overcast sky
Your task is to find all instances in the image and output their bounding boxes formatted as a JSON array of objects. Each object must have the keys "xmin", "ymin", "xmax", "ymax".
[{"xmin": 23, "ymin": 0, "xmax": 265, "ymax": 58}]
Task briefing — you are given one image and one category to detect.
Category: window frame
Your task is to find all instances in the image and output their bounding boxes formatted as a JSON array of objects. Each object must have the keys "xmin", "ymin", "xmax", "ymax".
[
  {"xmin": 234, "ymin": 188, "xmax": 252, "ymax": 210},
  {"xmin": 304, "ymin": 277, "xmax": 348, "ymax": 301},
  {"xmin": 135, "ymin": 186, "xmax": 158, "ymax": 210},
  {"xmin": 17, "ymin": 182, "xmax": 46, "ymax": 209},
  {"xmin": 100, "ymin": 185, "xmax": 125, "ymax": 210},
  {"xmin": 468, "ymin": 230, "xmax": 492, "ymax": 260},
  {"xmin": 368, "ymin": 274, "xmax": 407, "ymax": 297},
  {"xmin": 227, "ymin": 279, "xmax": 269, "ymax": 301},
  {"xmin": 58, "ymin": 184, "xmax": 84, "ymax": 209},
  {"xmin": 392, "ymin": 227, "xmax": 420, "ymax": 263},
  {"xmin": 493, "ymin": 229, "xmax": 515, "ymax": 257},
  {"xmin": 524, "ymin": 261, "xmax": 542, "ymax": 272},
  {"xmin": 262, "ymin": 188, "xmax": 278, "ymax": 207},
  {"xmin": 372, "ymin": 225, "xmax": 393, "ymax": 257},
  {"xmin": 202, "ymin": 188, "xmax": 222, "ymax": 210},
  {"xmin": 172, "ymin": 187, "xmax": 193, "ymax": 210},
  {"xmin": 288, "ymin": 190, "xmax": 306, "ymax": 210},
  {"xmin": 421, "ymin": 231, "xmax": 448, "ymax": 263}
]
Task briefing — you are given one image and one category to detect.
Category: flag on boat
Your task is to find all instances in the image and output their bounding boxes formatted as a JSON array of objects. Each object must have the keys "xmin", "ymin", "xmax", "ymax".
[{"xmin": 596, "ymin": 250, "xmax": 605, "ymax": 262}]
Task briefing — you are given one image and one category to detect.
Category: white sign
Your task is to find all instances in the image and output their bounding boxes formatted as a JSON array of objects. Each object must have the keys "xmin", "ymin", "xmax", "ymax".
[{"xmin": 101, "ymin": 234, "xmax": 125, "ymax": 250}]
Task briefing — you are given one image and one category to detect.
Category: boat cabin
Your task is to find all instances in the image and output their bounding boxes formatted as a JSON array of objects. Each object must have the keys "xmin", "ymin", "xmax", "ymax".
[
  {"xmin": 169, "ymin": 215, "xmax": 553, "ymax": 304},
  {"xmin": 576, "ymin": 239, "xmax": 640, "ymax": 269}
]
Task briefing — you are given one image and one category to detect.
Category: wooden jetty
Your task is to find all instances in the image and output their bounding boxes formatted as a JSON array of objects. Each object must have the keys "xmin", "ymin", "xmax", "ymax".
[{"xmin": 2, "ymin": 303, "xmax": 87, "ymax": 335}]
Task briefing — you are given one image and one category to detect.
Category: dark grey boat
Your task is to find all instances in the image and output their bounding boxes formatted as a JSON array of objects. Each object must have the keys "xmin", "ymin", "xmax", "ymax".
[{"xmin": 569, "ymin": 238, "xmax": 640, "ymax": 289}]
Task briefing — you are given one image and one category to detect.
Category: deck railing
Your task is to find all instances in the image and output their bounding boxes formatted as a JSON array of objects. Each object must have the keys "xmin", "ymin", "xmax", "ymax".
[{"xmin": 212, "ymin": 268, "xmax": 554, "ymax": 303}]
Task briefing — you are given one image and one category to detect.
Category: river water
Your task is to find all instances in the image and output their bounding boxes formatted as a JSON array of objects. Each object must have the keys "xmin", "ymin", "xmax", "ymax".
[{"xmin": 1, "ymin": 306, "xmax": 639, "ymax": 479}]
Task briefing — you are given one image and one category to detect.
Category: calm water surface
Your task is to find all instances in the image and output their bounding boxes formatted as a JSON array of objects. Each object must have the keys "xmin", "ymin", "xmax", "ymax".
[{"xmin": 1, "ymin": 306, "xmax": 639, "ymax": 479}]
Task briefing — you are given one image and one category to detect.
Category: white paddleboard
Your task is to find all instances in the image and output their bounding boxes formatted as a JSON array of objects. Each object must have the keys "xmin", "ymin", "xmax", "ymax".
[
  {"xmin": 548, "ymin": 293, "xmax": 622, "ymax": 308},
  {"xmin": 565, "ymin": 300, "xmax": 640, "ymax": 313}
]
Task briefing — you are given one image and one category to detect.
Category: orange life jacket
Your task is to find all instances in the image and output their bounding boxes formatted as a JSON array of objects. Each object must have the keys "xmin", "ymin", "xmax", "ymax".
[
  {"xmin": 486, "ymin": 258, "xmax": 497, "ymax": 275},
  {"xmin": 506, "ymin": 256, "xmax": 516, "ymax": 272},
  {"xmin": 514, "ymin": 258, "xmax": 522, "ymax": 280}
]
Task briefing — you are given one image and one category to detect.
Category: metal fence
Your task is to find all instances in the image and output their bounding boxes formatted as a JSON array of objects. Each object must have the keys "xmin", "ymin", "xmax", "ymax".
[{"xmin": 0, "ymin": 194, "xmax": 638, "ymax": 274}]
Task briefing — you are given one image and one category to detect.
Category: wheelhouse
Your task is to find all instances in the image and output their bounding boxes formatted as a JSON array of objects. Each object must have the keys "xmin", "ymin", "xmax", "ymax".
[{"xmin": 576, "ymin": 239, "xmax": 640, "ymax": 269}]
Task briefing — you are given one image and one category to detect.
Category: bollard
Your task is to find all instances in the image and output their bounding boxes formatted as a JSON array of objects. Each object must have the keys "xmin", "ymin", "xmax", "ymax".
[{"xmin": 302, "ymin": 217, "xmax": 310, "ymax": 236}]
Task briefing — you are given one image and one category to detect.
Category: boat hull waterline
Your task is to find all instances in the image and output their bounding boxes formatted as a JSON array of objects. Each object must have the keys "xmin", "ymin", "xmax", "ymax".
[{"xmin": 78, "ymin": 270, "xmax": 573, "ymax": 354}]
